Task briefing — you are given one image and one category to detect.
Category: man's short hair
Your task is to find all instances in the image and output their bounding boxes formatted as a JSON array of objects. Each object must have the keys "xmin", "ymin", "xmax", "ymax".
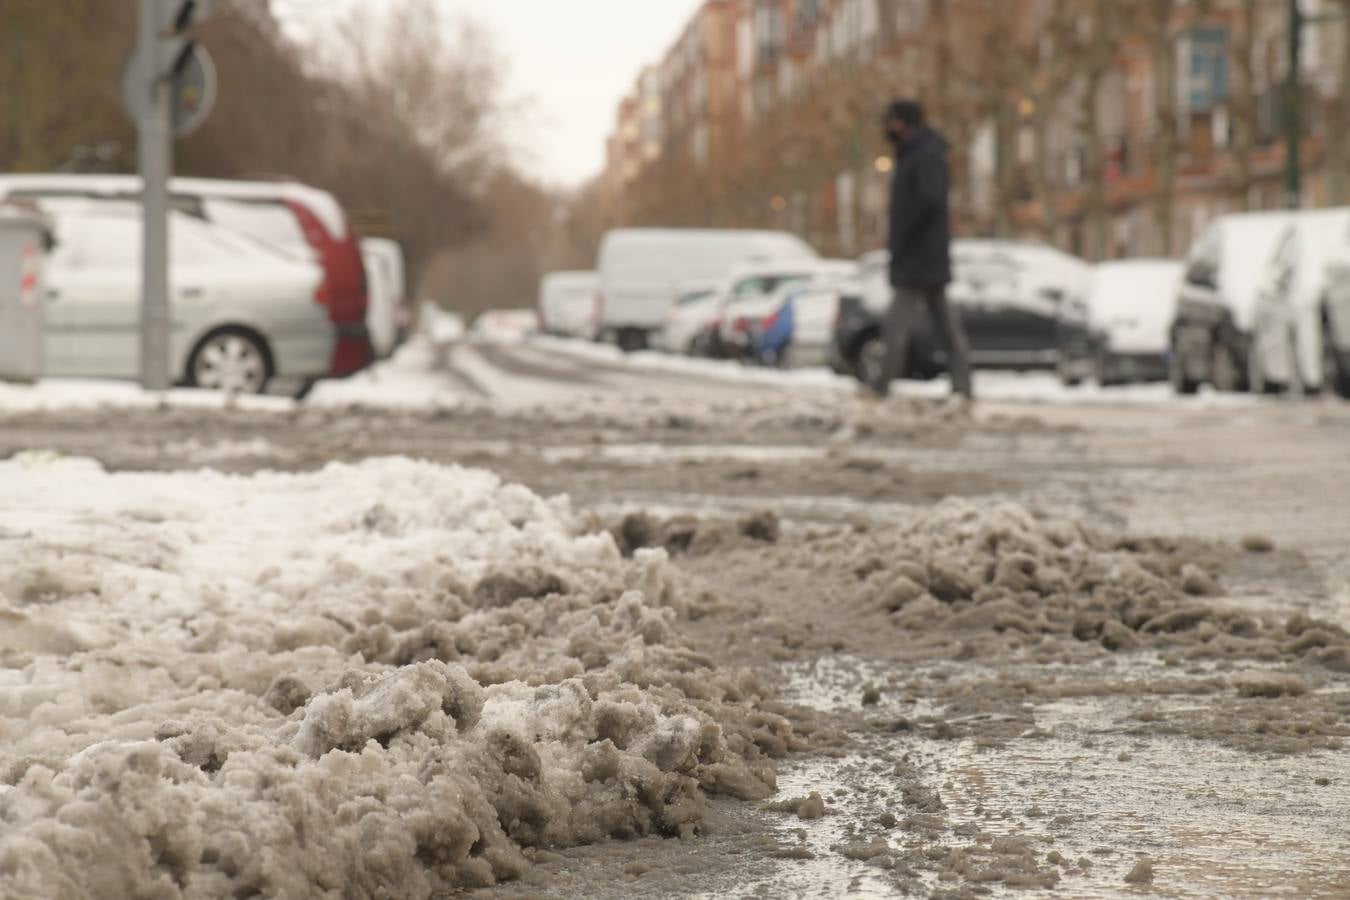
[{"xmin": 886, "ymin": 100, "xmax": 925, "ymax": 127}]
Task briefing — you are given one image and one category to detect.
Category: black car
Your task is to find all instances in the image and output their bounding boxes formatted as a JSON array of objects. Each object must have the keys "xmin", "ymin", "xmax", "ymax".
[{"xmin": 829, "ymin": 242, "xmax": 1091, "ymax": 385}]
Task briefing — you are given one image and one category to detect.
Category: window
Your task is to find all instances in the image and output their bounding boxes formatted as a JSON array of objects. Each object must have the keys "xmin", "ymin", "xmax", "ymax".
[{"xmin": 202, "ymin": 198, "xmax": 310, "ymax": 261}]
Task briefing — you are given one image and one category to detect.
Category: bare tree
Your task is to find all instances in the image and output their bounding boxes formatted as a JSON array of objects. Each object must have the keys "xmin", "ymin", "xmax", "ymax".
[{"xmin": 1328, "ymin": 0, "xmax": 1350, "ymax": 204}]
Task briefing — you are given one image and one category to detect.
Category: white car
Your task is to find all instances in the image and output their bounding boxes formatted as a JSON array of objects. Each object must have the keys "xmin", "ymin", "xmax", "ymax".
[
  {"xmin": 595, "ymin": 228, "xmax": 818, "ymax": 351},
  {"xmin": 469, "ymin": 309, "xmax": 539, "ymax": 341},
  {"xmin": 1249, "ymin": 208, "xmax": 1350, "ymax": 394},
  {"xmin": 41, "ymin": 202, "xmax": 329, "ymax": 393},
  {"xmin": 656, "ymin": 281, "xmax": 720, "ymax": 354},
  {"xmin": 537, "ymin": 271, "xmax": 599, "ymax": 339},
  {"xmin": 1323, "ymin": 228, "xmax": 1350, "ymax": 398},
  {"xmin": 1170, "ymin": 211, "xmax": 1298, "ymax": 393},
  {"xmin": 1061, "ymin": 260, "xmax": 1184, "ymax": 385},
  {"xmin": 756, "ymin": 261, "xmax": 861, "ymax": 366},
  {"xmin": 717, "ymin": 260, "xmax": 856, "ymax": 356},
  {"xmin": 360, "ymin": 238, "xmax": 407, "ymax": 359}
]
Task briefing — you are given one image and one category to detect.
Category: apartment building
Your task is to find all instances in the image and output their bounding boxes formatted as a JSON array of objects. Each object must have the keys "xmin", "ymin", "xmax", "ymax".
[{"xmin": 607, "ymin": 0, "xmax": 1350, "ymax": 261}]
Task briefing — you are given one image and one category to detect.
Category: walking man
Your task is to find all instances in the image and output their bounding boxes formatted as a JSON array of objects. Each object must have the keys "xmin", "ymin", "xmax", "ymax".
[{"xmin": 869, "ymin": 99, "xmax": 972, "ymax": 399}]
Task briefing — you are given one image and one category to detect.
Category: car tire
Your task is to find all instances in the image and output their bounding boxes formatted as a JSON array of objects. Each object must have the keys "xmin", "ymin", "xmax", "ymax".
[
  {"xmin": 616, "ymin": 328, "xmax": 647, "ymax": 353},
  {"xmin": 855, "ymin": 334, "xmax": 885, "ymax": 386},
  {"xmin": 1324, "ymin": 313, "xmax": 1350, "ymax": 399},
  {"xmin": 1246, "ymin": 342, "xmax": 1284, "ymax": 395},
  {"xmin": 1169, "ymin": 345, "xmax": 1200, "ymax": 396},
  {"xmin": 1093, "ymin": 350, "xmax": 1115, "ymax": 387},
  {"xmin": 1057, "ymin": 355, "xmax": 1082, "ymax": 387},
  {"xmin": 1210, "ymin": 342, "xmax": 1245, "ymax": 393},
  {"xmin": 188, "ymin": 329, "xmax": 272, "ymax": 395}
]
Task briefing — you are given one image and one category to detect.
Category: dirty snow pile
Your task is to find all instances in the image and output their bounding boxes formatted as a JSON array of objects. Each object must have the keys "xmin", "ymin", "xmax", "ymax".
[
  {"xmin": 0, "ymin": 455, "xmax": 791, "ymax": 897},
  {"xmin": 848, "ymin": 500, "xmax": 1350, "ymax": 672}
]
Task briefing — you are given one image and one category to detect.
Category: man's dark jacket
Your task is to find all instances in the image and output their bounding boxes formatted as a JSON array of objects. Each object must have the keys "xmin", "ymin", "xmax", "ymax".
[{"xmin": 887, "ymin": 125, "xmax": 952, "ymax": 289}]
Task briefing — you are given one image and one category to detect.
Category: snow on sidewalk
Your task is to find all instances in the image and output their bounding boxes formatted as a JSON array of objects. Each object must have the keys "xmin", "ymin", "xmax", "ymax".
[{"xmin": 0, "ymin": 455, "xmax": 787, "ymax": 896}]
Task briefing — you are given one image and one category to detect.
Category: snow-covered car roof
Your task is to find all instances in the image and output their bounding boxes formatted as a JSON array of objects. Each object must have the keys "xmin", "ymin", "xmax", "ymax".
[
  {"xmin": 540, "ymin": 271, "xmax": 598, "ymax": 290},
  {"xmin": 0, "ymin": 174, "xmax": 350, "ymax": 241},
  {"xmin": 41, "ymin": 199, "xmax": 319, "ymax": 271}
]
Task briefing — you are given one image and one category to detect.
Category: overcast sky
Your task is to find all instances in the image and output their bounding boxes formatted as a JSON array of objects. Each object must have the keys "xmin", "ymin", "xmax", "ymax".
[{"xmin": 270, "ymin": 0, "xmax": 703, "ymax": 187}]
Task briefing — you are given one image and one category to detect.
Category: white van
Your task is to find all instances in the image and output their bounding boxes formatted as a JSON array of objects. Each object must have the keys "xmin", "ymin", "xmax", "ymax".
[
  {"xmin": 360, "ymin": 238, "xmax": 407, "ymax": 359},
  {"xmin": 595, "ymin": 228, "xmax": 818, "ymax": 351},
  {"xmin": 1170, "ymin": 211, "xmax": 1297, "ymax": 394},
  {"xmin": 537, "ymin": 271, "xmax": 599, "ymax": 339},
  {"xmin": 1249, "ymin": 208, "xmax": 1350, "ymax": 394}
]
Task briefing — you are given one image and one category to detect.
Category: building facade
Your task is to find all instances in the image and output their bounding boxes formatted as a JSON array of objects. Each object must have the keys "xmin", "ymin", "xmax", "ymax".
[{"xmin": 605, "ymin": 0, "xmax": 1350, "ymax": 261}]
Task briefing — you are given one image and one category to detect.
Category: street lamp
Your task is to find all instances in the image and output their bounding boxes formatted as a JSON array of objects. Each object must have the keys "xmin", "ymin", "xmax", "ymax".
[{"xmin": 1285, "ymin": 0, "xmax": 1346, "ymax": 209}]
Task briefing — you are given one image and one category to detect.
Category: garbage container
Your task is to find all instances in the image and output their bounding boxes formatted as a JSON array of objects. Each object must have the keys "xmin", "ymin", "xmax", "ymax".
[{"xmin": 0, "ymin": 205, "xmax": 48, "ymax": 383}]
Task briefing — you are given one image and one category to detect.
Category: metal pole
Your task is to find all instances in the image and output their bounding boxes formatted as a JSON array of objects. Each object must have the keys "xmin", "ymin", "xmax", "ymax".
[
  {"xmin": 1285, "ymin": 0, "xmax": 1303, "ymax": 209},
  {"xmin": 138, "ymin": 0, "xmax": 172, "ymax": 391}
]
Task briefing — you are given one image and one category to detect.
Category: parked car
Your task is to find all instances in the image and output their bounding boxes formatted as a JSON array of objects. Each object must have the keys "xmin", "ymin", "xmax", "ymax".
[
  {"xmin": 1169, "ymin": 211, "xmax": 1298, "ymax": 394},
  {"xmin": 469, "ymin": 309, "xmax": 539, "ymax": 341},
  {"xmin": 0, "ymin": 174, "xmax": 373, "ymax": 380},
  {"xmin": 537, "ymin": 271, "xmax": 599, "ymax": 339},
  {"xmin": 39, "ymin": 201, "xmax": 329, "ymax": 393},
  {"xmin": 1248, "ymin": 208, "xmax": 1350, "ymax": 394},
  {"xmin": 1321, "ymin": 223, "xmax": 1350, "ymax": 398},
  {"xmin": 595, "ymin": 228, "xmax": 818, "ymax": 351},
  {"xmin": 716, "ymin": 260, "xmax": 853, "ymax": 359},
  {"xmin": 753, "ymin": 261, "xmax": 862, "ymax": 366},
  {"xmin": 360, "ymin": 237, "xmax": 407, "ymax": 359},
  {"xmin": 1058, "ymin": 260, "xmax": 1184, "ymax": 386},
  {"xmin": 830, "ymin": 241, "xmax": 1091, "ymax": 385},
  {"xmin": 655, "ymin": 280, "xmax": 720, "ymax": 355}
]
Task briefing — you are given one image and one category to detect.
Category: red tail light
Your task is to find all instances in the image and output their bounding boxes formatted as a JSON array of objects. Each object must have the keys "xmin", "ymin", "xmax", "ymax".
[
  {"xmin": 285, "ymin": 199, "xmax": 366, "ymax": 325},
  {"xmin": 283, "ymin": 199, "xmax": 371, "ymax": 376}
]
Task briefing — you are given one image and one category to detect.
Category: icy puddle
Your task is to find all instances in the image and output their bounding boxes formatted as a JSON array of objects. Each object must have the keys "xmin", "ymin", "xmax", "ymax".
[{"xmin": 770, "ymin": 655, "xmax": 1350, "ymax": 897}]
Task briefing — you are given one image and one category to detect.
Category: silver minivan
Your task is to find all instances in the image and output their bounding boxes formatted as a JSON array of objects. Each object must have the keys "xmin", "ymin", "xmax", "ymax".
[{"xmin": 42, "ymin": 201, "xmax": 330, "ymax": 393}]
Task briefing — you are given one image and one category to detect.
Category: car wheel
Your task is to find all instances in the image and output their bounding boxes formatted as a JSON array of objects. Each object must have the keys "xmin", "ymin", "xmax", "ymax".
[
  {"xmin": 616, "ymin": 328, "xmax": 647, "ymax": 353},
  {"xmin": 855, "ymin": 334, "xmax": 885, "ymax": 386},
  {"xmin": 1210, "ymin": 342, "xmax": 1244, "ymax": 393},
  {"xmin": 189, "ymin": 330, "xmax": 271, "ymax": 395},
  {"xmin": 1169, "ymin": 345, "xmax": 1200, "ymax": 396},
  {"xmin": 1093, "ymin": 350, "xmax": 1114, "ymax": 387},
  {"xmin": 1247, "ymin": 341, "xmax": 1283, "ymax": 395},
  {"xmin": 1057, "ymin": 355, "xmax": 1082, "ymax": 387},
  {"xmin": 1324, "ymin": 314, "xmax": 1350, "ymax": 399}
]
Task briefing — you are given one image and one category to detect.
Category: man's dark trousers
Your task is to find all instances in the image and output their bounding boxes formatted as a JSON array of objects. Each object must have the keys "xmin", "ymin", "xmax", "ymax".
[{"xmin": 871, "ymin": 285, "xmax": 972, "ymax": 398}]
